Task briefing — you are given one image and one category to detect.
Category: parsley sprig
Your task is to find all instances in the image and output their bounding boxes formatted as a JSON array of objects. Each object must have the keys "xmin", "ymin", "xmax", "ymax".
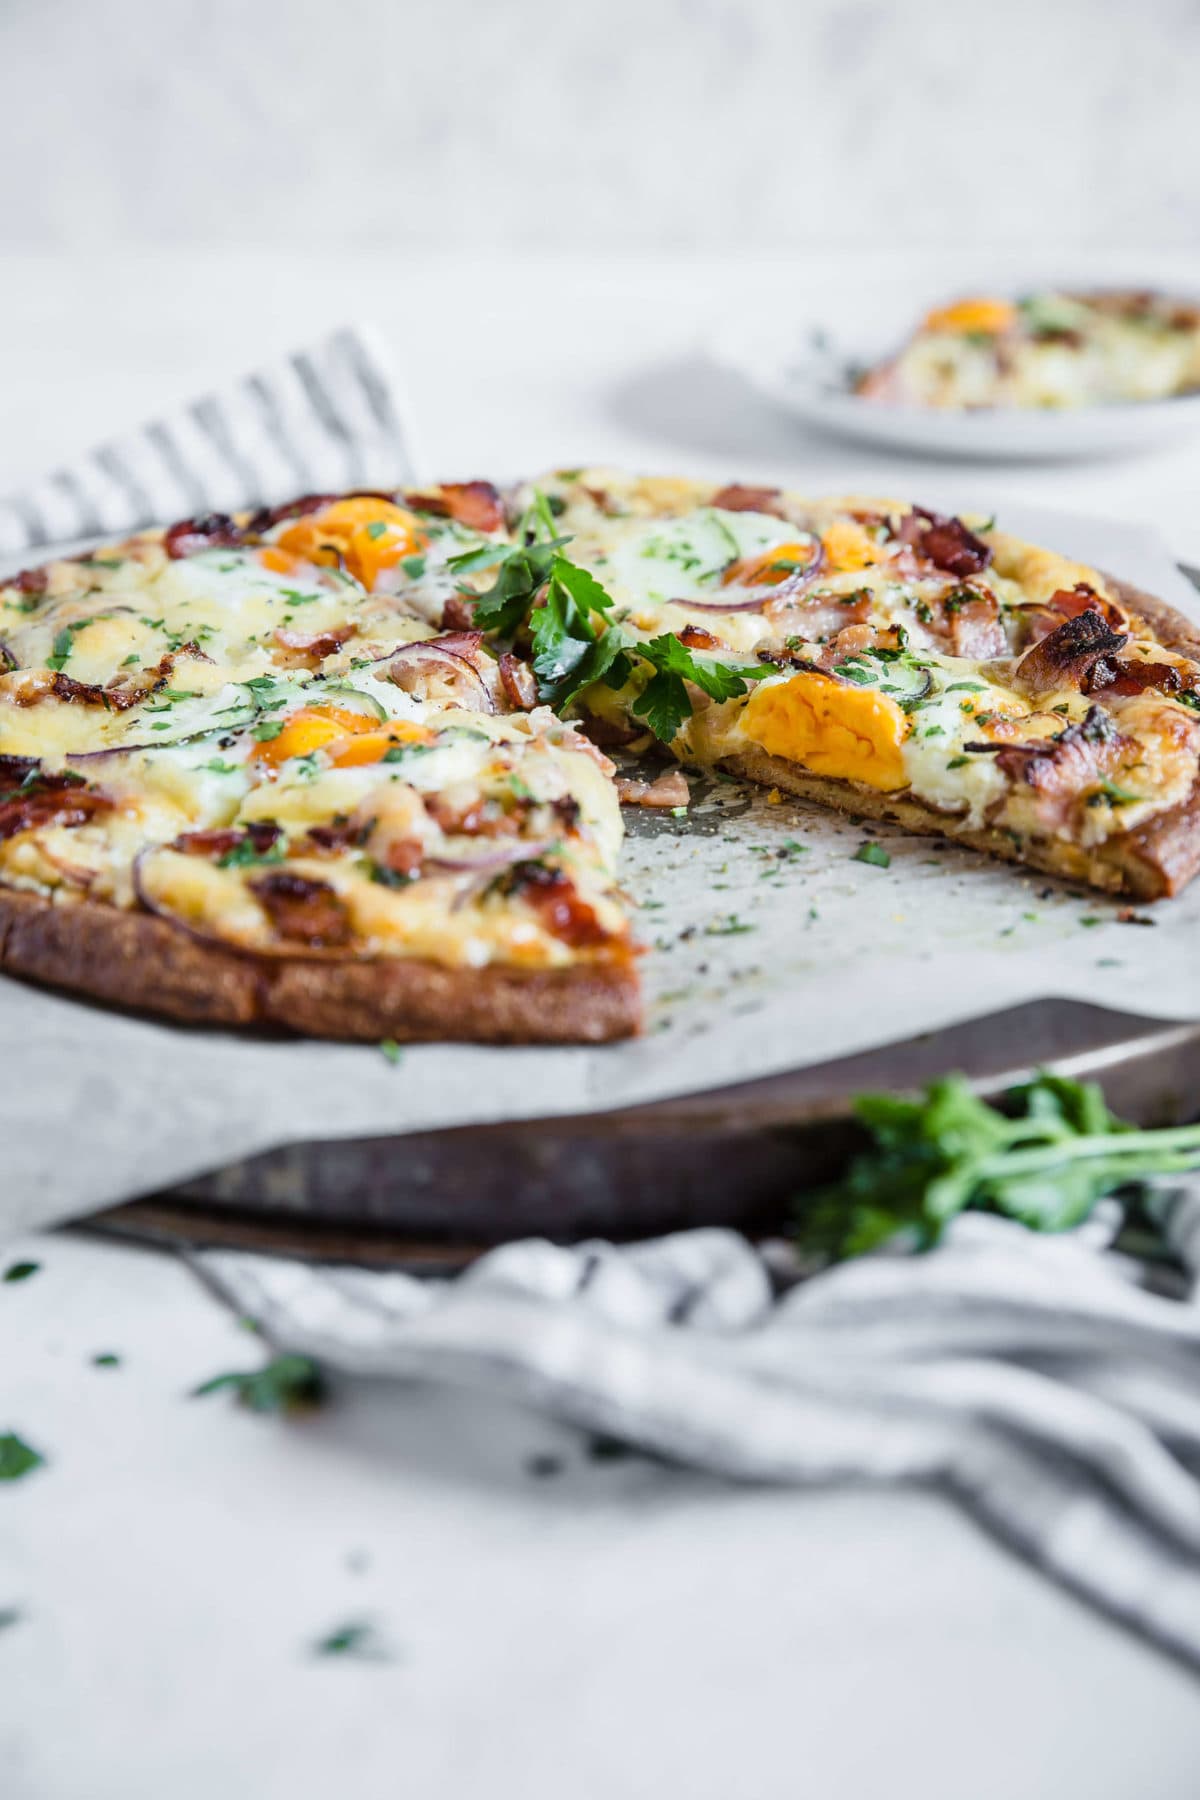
[
  {"xmin": 467, "ymin": 492, "xmax": 773, "ymax": 738},
  {"xmin": 796, "ymin": 1072, "xmax": 1200, "ymax": 1261}
]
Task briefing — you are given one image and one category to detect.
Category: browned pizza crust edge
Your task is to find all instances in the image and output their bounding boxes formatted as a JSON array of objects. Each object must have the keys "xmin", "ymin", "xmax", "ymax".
[
  {"xmin": 0, "ymin": 885, "xmax": 642, "ymax": 1043},
  {"xmin": 719, "ymin": 577, "xmax": 1200, "ymax": 903}
]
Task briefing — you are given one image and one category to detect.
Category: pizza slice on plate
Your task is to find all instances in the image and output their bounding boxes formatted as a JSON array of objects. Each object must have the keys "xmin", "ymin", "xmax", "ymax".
[{"xmin": 1, "ymin": 475, "xmax": 1198, "ymax": 1043}]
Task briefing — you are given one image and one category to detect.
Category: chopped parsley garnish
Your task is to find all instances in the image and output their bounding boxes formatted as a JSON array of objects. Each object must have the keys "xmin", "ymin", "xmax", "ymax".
[
  {"xmin": 704, "ymin": 913, "xmax": 755, "ymax": 936},
  {"xmin": 367, "ymin": 861, "xmax": 417, "ymax": 888},
  {"xmin": 365, "ymin": 520, "xmax": 390, "ymax": 540},
  {"xmin": 1088, "ymin": 778, "xmax": 1143, "ymax": 807},
  {"xmin": 945, "ymin": 680, "xmax": 987, "ymax": 694},
  {"xmin": 202, "ymin": 758, "xmax": 241, "ymax": 775},
  {"xmin": 0, "ymin": 1432, "xmax": 44, "ymax": 1482},
  {"xmin": 401, "ymin": 554, "xmax": 427, "ymax": 580},
  {"xmin": 217, "ymin": 837, "xmax": 285, "ymax": 869},
  {"xmin": 251, "ymin": 718, "xmax": 286, "ymax": 742},
  {"xmin": 92, "ymin": 1353, "xmax": 121, "ymax": 1368},
  {"xmin": 2, "ymin": 1261, "xmax": 39, "ymax": 1283},
  {"xmin": 854, "ymin": 842, "xmax": 891, "ymax": 868},
  {"xmin": 945, "ymin": 755, "xmax": 971, "ymax": 770},
  {"xmin": 379, "ymin": 1038, "xmax": 404, "ymax": 1065},
  {"xmin": 191, "ymin": 1353, "xmax": 323, "ymax": 1414}
]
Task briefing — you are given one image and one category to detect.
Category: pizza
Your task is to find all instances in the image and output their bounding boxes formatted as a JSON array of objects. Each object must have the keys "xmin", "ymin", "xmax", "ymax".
[
  {"xmin": 855, "ymin": 290, "xmax": 1200, "ymax": 411},
  {"xmin": 2, "ymin": 473, "xmax": 1199, "ymax": 1043}
]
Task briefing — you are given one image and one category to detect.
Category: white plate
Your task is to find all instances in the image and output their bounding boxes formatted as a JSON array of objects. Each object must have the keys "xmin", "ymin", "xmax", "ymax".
[{"xmin": 710, "ymin": 305, "xmax": 1200, "ymax": 464}]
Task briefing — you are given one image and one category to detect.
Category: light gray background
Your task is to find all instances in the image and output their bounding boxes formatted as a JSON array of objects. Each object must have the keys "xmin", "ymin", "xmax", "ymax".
[{"xmin": 2, "ymin": 0, "xmax": 1197, "ymax": 251}]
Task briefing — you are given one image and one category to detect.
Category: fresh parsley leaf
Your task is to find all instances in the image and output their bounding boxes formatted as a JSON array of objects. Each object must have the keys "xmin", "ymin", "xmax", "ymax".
[
  {"xmin": 470, "ymin": 541, "xmax": 563, "ymax": 637},
  {"xmin": 191, "ymin": 1353, "xmax": 323, "ymax": 1414},
  {"xmin": 252, "ymin": 718, "xmax": 285, "ymax": 742},
  {"xmin": 854, "ymin": 842, "xmax": 891, "ymax": 868},
  {"xmin": 794, "ymin": 1071, "xmax": 1200, "ymax": 1261},
  {"xmin": 401, "ymin": 554, "xmax": 426, "ymax": 580},
  {"xmin": 202, "ymin": 758, "xmax": 241, "ymax": 775},
  {"xmin": 3, "ymin": 1261, "xmax": 39, "ymax": 1284},
  {"xmin": 0, "ymin": 1432, "xmax": 44, "ymax": 1481},
  {"xmin": 379, "ymin": 1038, "xmax": 404, "ymax": 1065},
  {"xmin": 365, "ymin": 520, "xmax": 389, "ymax": 540},
  {"xmin": 91, "ymin": 1353, "xmax": 121, "ymax": 1368},
  {"xmin": 630, "ymin": 634, "xmax": 773, "ymax": 742},
  {"xmin": 45, "ymin": 626, "xmax": 76, "ymax": 672}
]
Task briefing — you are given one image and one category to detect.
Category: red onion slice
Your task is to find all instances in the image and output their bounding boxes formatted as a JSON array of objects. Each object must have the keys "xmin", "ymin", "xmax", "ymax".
[
  {"xmin": 377, "ymin": 634, "xmax": 496, "ymax": 711},
  {"xmin": 670, "ymin": 538, "xmax": 826, "ymax": 613}
]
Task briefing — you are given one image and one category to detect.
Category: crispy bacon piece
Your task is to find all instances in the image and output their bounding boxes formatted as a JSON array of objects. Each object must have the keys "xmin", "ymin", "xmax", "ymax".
[
  {"xmin": 1015, "ymin": 583, "xmax": 1128, "ymax": 650},
  {"xmin": 510, "ymin": 861, "xmax": 612, "ymax": 947},
  {"xmin": 164, "ymin": 513, "xmax": 248, "ymax": 559},
  {"xmin": 928, "ymin": 586, "xmax": 1008, "ymax": 659},
  {"xmin": 12, "ymin": 650, "xmax": 181, "ymax": 712},
  {"xmin": 710, "ymin": 484, "xmax": 783, "ymax": 515},
  {"xmin": 407, "ymin": 481, "xmax": 504, "ymax": 533},
  {"xmin": 305, "ymin": 817, "xmax": 371, "ymax": 853},
  {"xmin": 678, "ymin": 623, "xmax": 724, "ymax": 651},
  {"xmin": 272, "ymin": 624, "xmax": 355, "ymax": 669},
  {"xmin": 1014, "ymin": 610, "xmax": 1129, "ymax": 695},
  {"xmin": 897, "ymin": 507, "xmax": 992, "ymax": 578},
  {"xmin": 1094, "ymin": 660, "xmax": 1184, "ymax": 698},
  {"xmin": 380, "ymin": 837, "xmax": 423, "ymax": 878},
  {"xmin": 498, "ymin": 650, "xmax": 538, "ymax": 709},
  {"xmin": 243, "ymin": 493, "xmax": 343, "ymax": 533},
  {"xmin": 440, "ymin": 594, "xmax": 477, "ymax": 631},
  {"xmin": 615, "ymin": 770, "xmax": 691, "ymax": 808},
  {"xmin": 173, "ymin": 822, "xmax": 282, "ymax": 859},
  {"xmin": 251, "ymin": 871, "xmax": 352, "ymax": 947},
  {"xmin": 971, "ymin": 706, "xmax": 1124, "ymax": 800},
  {"xmin": 0, "ymin": 774, "xmax": 110, "ymax": 842},
  {"xmin": 6, "ymin": 567, "xmax": 49, "ymax": 598}
]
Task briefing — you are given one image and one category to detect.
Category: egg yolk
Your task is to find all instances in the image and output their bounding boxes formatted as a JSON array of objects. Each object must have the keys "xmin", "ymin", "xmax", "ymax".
[
  {"xmin": 274, "ymin": 498, "xmax": 427, "ymax": 590},
  {"xmin": 254, "ymin": 706, "xmax": 434, "ymax": 773},
  {"xmin": 723, "ymin": 541, "xmax": 819, "ymax": 587},
  {"xmin": 742, "ymin": 671, "xmax": 908, "ymax": 791},
  {"xmin": 922, "ymin": 297, "xmax": 1017, "ymax": 336},
  {"xmin": 821, "ymin": 520, "xmax": 883, "ymax": 573}
]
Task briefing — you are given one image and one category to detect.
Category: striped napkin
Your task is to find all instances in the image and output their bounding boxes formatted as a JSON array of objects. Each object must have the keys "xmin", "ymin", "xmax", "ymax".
[
  {"xmin": 0, "ymin": 325, "xmax": 416, "ymax": 561},
  {"xmin": 195, "ymin": 1186, "xmax": 1200, "ymax": 1672}
]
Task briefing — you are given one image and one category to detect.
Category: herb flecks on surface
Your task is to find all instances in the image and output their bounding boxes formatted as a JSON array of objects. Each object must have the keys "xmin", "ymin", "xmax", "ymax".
[
  {"xmin": 191, "ymin": 1353, "xmax": 324, "ymax": 1414},
  {"xmin": 0, "ymin": 1432, "xmax": 45, "ymax": 1482}
]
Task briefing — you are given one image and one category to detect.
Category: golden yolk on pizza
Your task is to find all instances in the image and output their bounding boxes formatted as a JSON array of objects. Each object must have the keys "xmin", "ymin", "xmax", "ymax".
[
  {"xmin": 921, "ymin": 297, "xmax": 1017, "ymax": 335},
  {"xmin": 723, "ymin": 542, "xmax": 818, "ymax": 588},
  {"xmin": 254, "ymin": 706, "xmax": 433, "ymax": 772},
  {"xmin": 820, "ymin": 520, "xmax": 883, "ymax": 573},
  {"xmin": 741, "ymin": 672, "xmax": 908, "ymax": 790},
  {"xmin": 275, "ymin": 498, "xmax": 427, "ymax": 590}
]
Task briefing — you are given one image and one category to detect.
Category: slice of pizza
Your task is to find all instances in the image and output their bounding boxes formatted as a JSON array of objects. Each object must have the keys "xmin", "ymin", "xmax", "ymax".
[
  {"xmin": 500, "ymin": 469, "xmax": 1200, "ymax": 900},
  {"xmin": 0, "ymin": 488, "xmax": 639, "ymax": 1041},
  {"xmin": 854, "ymin": 289, "xmax": 1200, "ymax": 411}
]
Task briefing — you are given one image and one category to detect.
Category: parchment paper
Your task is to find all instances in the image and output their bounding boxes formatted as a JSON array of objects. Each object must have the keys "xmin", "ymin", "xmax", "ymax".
[{"xmin": 4, "ymin": 500, "xmax": 1199, "ymax": 1235}]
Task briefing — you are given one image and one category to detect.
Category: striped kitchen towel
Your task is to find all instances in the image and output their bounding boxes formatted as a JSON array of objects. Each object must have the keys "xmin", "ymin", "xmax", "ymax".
[
  {"xmin": 0, "ymin": 325, "xmax": 417, "ymax": 562},
  {"xmin": 194, "ymin": 1186, "xmax": 1200, "ymax": 1673}
]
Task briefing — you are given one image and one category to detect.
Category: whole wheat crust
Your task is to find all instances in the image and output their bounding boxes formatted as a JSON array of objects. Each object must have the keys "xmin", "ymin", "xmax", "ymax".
[
  {"xmin": 721, "ymin": 579, "xmax": 1200, "ymax": 902},
  {"xmin": 0, "ymin": 577, "xmax": 1195, "ymax": 1037}
]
